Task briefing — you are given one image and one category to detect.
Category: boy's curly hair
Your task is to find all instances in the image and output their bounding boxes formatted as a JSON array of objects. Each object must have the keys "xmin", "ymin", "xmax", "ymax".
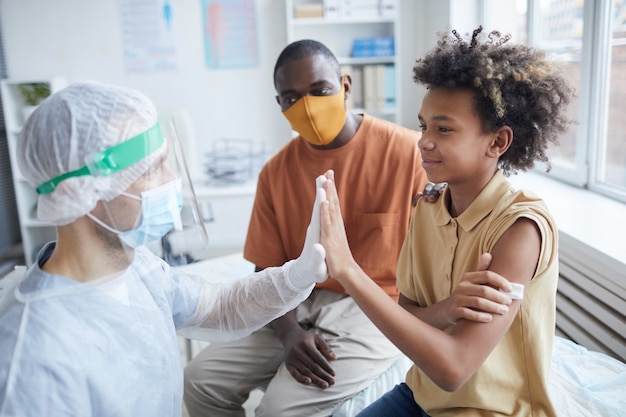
[{"xmin": 413, "ymin": 26, "xmax": 575, "ymax": 175}]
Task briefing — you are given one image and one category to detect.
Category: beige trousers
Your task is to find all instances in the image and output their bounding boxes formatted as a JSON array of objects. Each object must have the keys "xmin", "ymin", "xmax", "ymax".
[{"xmin": 183, "ymin": 289, "xmax": 401, "ymax": 417}]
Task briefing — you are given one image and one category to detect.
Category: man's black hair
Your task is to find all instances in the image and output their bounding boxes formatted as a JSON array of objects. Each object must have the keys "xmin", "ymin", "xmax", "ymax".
[{"xmin": 273, "ymin": 39, "xmax": 341, "ymax": 87}]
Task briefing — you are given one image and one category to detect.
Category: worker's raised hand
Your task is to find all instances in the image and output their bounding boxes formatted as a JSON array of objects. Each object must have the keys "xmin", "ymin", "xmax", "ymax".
[{"xmin": 287, "ymin": 175, "xmax": 328, "ymax": 290}]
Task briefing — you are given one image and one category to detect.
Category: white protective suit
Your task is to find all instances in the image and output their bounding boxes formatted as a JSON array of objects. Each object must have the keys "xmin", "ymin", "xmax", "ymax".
[
  {"xmin": 0, "ymin": 244, "xmax": 314, "ymax": 417},
  {"xmin": 0, "ymin": 81, "xmax": 328, "ymax": 417}
]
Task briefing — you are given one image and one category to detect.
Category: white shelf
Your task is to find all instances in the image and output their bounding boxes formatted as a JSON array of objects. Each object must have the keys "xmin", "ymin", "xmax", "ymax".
[
  {"xmin": 286, "ymin": 0, "xmax": 401, "ymax": 125},
  {"xmin": 193, "ymin": 181, "xmax": 256, "ymax": 261},
  {"xmin": 192, "ymin": 179, "xmax": 257, "ymax": 198},
  {"xmin": 12, "ymin": 173, "xmax": 27, "ymax": 183},
  {"xmin": 0, "ymin": 77, "xmax": 67, "ymax": 266},
  {"xmin": 292, "ymin": 17, "xmax": 396, "ymax": 25},
  {"xmin": 21, "ymin": 219, "xmax": 55, "ymax": 228},
  {"xmin": 352, "ymin": 106, "xmax": 396, "ymax": 114},
  {"xmin": 338, "ymin": 56, "xmax": 395, "ymax": 65}
]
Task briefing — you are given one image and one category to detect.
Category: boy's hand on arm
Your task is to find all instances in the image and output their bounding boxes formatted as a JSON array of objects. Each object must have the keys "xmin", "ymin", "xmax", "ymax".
[
  {"xmin": 399, "ymin": 253, "xmax": 514, "ymax": 329},
  {"xmin": 443, "ymin": 253, "xmax": 513, "ymax": 324}
]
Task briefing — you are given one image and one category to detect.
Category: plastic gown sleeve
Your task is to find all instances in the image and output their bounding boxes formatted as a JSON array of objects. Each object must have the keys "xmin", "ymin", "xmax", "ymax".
[
  {"xmin": 176, "ymin": 262, "xmax": 314, "ymax": 342},
  {"xmin": 177, "ymin": 175, "xmax": 327, "ymax": 342}
]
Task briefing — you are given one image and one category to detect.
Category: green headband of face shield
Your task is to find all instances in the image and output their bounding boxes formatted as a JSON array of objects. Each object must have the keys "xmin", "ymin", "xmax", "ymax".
[{"xmin": 36, "ymin": 123, "xmax": 165, "ymax": 195}]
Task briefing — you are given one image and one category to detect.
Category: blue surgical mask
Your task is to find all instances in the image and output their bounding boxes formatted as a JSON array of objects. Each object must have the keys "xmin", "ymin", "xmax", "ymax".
[{"xmin": 90, "ymin": 179, "xmax": 183, "ymax": 248}]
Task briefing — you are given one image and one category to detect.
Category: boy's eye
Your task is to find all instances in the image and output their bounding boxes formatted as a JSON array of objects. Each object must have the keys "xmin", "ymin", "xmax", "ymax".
[{"xmin": 419, "ymin": 123, "xmax": 452, "ymax": 134}]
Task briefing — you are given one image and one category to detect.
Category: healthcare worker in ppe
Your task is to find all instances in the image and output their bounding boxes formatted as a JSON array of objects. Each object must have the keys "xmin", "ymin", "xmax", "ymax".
[{"xmin": 0, "ymin": 81, "xmax": 327, "ymax": 417}]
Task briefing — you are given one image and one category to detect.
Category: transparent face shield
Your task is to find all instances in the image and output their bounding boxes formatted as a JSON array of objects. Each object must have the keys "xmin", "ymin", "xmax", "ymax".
[{"xmin": 36, "ymin": 121, "xmax": 209, "ymax": 265}]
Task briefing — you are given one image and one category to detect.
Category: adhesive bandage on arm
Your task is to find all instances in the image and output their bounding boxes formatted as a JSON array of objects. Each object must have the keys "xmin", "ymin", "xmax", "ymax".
[{"xmin": 502, "ymin": 283, "xmax": 525, "ymax": 300}]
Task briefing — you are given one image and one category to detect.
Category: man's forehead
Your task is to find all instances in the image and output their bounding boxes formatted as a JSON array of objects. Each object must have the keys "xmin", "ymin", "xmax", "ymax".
[{"xmin": 276, "ymin": 56, "xmax": 337, "ymax": 90}]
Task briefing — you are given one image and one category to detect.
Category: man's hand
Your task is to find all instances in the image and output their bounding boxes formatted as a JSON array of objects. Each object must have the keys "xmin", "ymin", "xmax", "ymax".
[{"xmin": 282, "ymin": 328, "xmax": 337, "ymax": 389}]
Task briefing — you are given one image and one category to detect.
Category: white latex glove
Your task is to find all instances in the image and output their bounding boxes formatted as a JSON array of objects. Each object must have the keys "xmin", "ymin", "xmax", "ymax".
[{"xmin": 286, "ymin": 175, "xmax": 328, "ymax": 291}]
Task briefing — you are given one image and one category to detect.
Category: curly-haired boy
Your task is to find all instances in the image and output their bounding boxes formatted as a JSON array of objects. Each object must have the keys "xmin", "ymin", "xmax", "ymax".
[{"xmin": 320, "ymin": 26, "xmax": 574, "ymax": 416}]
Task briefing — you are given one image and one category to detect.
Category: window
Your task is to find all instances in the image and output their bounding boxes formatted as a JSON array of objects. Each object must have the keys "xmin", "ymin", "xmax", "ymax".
[
  {"xmin": 485, "ymin": 0, "xmax": 626, "ymax": 203},
  {"xmin": 602, "ymin": 0, "xmax": 626, "ymax": 199}
]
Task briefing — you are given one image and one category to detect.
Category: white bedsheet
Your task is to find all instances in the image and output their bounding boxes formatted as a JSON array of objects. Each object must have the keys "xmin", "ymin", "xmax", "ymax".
[
  {"xmin": 549, "ymin": 337, "xmax": 626, "ymax": 416},
  {"xmin": 333, "ymin": 336, "xmax": 626, "ymax": 416}
]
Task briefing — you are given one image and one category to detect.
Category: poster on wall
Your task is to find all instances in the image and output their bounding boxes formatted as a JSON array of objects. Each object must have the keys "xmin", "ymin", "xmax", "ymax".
[
  {"xmin": 120, "ymin": 0, "xmax": 179, "ymax": 72},
  {"xmin": 201, "ymin": 0, "xmax": 259, "ymax": 70}
]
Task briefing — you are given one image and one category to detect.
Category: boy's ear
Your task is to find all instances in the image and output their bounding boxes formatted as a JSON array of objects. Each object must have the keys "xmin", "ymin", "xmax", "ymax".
[{"xmin": 488, "ymin": 126, "xmax": 513, "ymax": 158}]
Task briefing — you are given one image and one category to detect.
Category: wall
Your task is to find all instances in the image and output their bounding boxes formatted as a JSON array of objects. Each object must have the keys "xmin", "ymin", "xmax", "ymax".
[
  {"xmin": 0, "ymin": 0, "xmax": 293, "ymax": 179},
  {"xmin": 0, "ymin": 0, "xmax": 468, "ymax": 180}
]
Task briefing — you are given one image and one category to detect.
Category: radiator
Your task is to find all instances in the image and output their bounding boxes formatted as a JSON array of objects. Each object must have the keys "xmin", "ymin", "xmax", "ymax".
[{"xmin": 555, "ymin": 233, "xmax": 626, "ymax": 362}]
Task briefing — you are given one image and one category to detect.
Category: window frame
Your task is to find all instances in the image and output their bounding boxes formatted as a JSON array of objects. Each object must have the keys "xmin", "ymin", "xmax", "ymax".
[{"xmin": 517, "ymin": 0, "xmax": 626, "ymax": 203}]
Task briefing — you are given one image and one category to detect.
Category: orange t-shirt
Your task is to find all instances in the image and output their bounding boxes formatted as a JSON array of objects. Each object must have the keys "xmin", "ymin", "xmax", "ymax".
[{"xmin": 244, "ymin": 114, "xmax": 428, "ymax": 298}]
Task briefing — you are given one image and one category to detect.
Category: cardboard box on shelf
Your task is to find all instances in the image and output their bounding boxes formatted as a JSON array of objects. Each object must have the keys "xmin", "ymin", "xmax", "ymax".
[{"xmin": 294, "ymin": 3, "xmax": 324, "ymax": 18}]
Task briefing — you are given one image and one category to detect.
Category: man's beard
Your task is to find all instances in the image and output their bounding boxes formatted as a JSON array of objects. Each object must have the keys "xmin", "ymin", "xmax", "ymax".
[{"xmin": 93, "ymin": 218, "xmax": 134, "ymax": 269}]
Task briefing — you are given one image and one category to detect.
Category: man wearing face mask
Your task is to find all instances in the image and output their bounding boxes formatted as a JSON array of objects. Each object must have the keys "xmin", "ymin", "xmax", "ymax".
[{"xmin": 183, "ymin": 40, "xmax": 429, "ymax": 417}]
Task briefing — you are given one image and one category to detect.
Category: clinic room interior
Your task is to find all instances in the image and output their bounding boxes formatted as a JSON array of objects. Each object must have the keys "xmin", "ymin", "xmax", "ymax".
[{"xmin": 0, "ymin": 1, "xmax": 624, "ymax": 416}]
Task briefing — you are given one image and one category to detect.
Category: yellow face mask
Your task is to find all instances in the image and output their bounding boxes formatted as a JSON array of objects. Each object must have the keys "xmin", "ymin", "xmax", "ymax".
[{"xmin": 282, "ymin": 82, "xmax": 347, "ymax": 146}]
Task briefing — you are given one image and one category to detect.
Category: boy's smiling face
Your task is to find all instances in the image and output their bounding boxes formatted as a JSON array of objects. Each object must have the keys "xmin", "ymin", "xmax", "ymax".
[{"xmin": 417, "ymin": 87, "xmax": 499, "ymax": 188}]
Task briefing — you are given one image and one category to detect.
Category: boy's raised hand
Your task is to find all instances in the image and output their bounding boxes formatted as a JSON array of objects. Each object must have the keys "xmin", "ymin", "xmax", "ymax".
[{"xmin": 319, "ymin": 170, "xmax": 358, "ymax": 282}]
